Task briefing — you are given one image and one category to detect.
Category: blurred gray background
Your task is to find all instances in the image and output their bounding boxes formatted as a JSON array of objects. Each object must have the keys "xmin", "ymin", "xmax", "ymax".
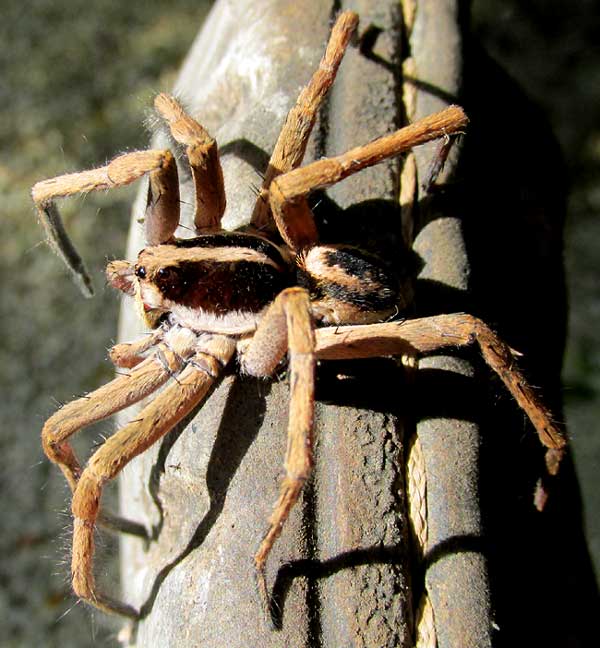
[{"xmin": 0, "ymin": 1, "xmax": 597, "ymax": 646}]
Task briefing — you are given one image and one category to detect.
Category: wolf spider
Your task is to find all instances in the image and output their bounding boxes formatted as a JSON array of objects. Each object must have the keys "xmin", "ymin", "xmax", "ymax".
[{"xmin": 32, "ymin": 11, "xmax": 565, "ymax": 619}]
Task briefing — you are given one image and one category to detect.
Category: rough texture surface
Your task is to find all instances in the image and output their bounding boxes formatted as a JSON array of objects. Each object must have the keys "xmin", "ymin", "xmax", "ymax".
[
  {"xmin": 407, "ymin": 3, "xmax": 494, "ymax": 647},
  {"xmin": 407, "ymin": 0, "xmax": 492, "ymax": 648},
  {"xmin": 315, "ymin": 3, "xmax": 412, "ymax": 647}
]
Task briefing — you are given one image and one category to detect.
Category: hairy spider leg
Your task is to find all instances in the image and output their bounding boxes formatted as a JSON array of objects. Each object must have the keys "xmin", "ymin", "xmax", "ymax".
[
  {"xmin": 250, "ymin": 10, "xmax": 359, "ymax": 233},
  {"xmin": 268, "ymin": 105, "xmax": 469, "ymax": 252},
  {"xmin": 42, "ymin": 345, "xmax": 181, "ymax": 494},
  {"xmin": 108, "ymin": 327, "xmax": 166, "ymax": 369},
  {"xmin": 42, "ymin": 333, "xmax": 197, "ymax": 539},
  {"xmin": 154, "ymin": 93, "xmax": 226, "ymax": 231},
  {"xmin": 314, "ymin": 313, "xmax": 567, "ymax": 474},
  {"xmin": 239, "ymin": 287, "xmax": 315, "ymax": 616},
  {"xmin": 70, "ymin": 335, "xmax": 236, "ymax": 617},
  {"xmin": 31, "ymin": 150, "xmax": 180, "ymax": 296}
]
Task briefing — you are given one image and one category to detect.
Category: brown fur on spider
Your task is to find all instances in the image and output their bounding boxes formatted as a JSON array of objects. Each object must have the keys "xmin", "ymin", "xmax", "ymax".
[{"xmin": 31, "ymin": 11, "xmax": 565, "ymax": 620}]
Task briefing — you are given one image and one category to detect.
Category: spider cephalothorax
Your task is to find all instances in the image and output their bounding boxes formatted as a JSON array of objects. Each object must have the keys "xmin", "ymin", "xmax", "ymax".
[
  {"xmin": 32, "ymin": 10, "xmax": 565, "ymax": 621},
  {"xmin": 111, "ymin": 233, "xmax": 294, "ymax": 332}
]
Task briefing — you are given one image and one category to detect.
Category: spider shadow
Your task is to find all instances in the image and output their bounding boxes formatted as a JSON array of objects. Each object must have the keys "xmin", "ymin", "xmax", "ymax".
[
  {"xmin": 219, "ymin": 138, "xmax": 271, "ymax": 174},
  {"xmin": 358, "ymin": 23, "xmax": 460, "ymax": 107},
  {"xmin": 268, "ymin": 533, "xmax": 487, "ymax": 629},
  {"xmin": 276, "ymin": 343, "xmax": 490, "ymax": 632},
  {"xmin": 137, "ymin": 373, "xmax": 272, "ymax": 620},
  {"xmin": 131, "ymin": 304, "xmax": 485, "ymax": 625},
  {"xmin": 266, "ymin": 343, "xmax": 507, "ymax": 632}
]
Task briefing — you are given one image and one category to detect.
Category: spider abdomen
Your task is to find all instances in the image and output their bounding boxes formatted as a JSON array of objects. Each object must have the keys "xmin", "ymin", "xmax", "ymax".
[{"xmin": 297, "ymin": 244, "xmax": 404, "ymax": 325}]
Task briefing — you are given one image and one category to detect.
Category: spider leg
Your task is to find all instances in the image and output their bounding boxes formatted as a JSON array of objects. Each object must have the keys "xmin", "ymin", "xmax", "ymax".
[
  {"xmin": 154, "ymin": 93, "xmax": 226, "ymax": 231},
  {"xmin": 32, "ymin": 150, "xmax": 180, "ymax": 296},
  {"xmin": 314, "ymin": 313, "xmax": 567, "ymax": 471},
  {"xmin": 70, "ymin": 335, "xmax": 236, "ymax": 617},
  {"xmin": 239, "ymin": 287, "xmax": 315, "ymax": 615},
  {"xmin": 250, "ymin": 10, "xmax": 359, "ymax": 232},
  {"xmin": 108, "ymin": 328, "xmax": 166, "ymax": 369},
  {"xmin": 42, "ymin": 345, "xmax": 182, "ymax": 493},
  {"xmin": 269, "ymin": 105, "xmax": 468, "ymax": 252}
]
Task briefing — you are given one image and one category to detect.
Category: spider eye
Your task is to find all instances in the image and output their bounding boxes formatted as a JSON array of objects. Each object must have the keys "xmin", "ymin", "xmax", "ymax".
[
  {"xmin": 135, "ymin": 265, "xmax": 147, "ymax": 279},
  {"xmin": 156, "ymin": 267, "xmax": 179, "ymax": 283}
]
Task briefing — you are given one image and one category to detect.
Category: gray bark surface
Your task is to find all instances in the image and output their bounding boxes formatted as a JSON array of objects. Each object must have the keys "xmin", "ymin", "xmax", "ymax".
[{"xmin": 408, "ymin": 3, "xmax": 492, "ymax": 647}]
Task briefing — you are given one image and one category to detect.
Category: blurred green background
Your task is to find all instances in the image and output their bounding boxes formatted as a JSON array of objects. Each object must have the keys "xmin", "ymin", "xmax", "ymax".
[{"xmin": 0, "ymin": 1, "xmax": 597, "ymax": 646}]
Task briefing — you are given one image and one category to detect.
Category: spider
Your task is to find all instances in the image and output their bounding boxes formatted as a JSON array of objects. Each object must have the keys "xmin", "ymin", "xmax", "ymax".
[{"xmin": 32, "ymin": 11, "xmax": 565, "ymax": 620}]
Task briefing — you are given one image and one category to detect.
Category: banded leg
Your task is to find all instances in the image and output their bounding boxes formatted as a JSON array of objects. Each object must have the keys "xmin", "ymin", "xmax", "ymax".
[
  {"xmin": 250, "ymin": 10, "xmax": 359, "ymax": 233},
  {"xmin": 314, "ymin": 313, "xmax": 567, "ymax": 472},
  {"xmin": 240, "ymin": 288, "xmax": 315, "ymax": 613},
  {"xmin": 269, "ymin": 105, "xmax": 468, "ymax": 252},
  {"xmin": 70, "ymin": 336, "xmax": 236, "ymax": 617},
  {"xmin": 31, "ymin": 150, "xmax": 180, "ymax": 296},
  {"xmin": 154, "ymin": 93, "xmax": 226, "ymax": 231}
]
